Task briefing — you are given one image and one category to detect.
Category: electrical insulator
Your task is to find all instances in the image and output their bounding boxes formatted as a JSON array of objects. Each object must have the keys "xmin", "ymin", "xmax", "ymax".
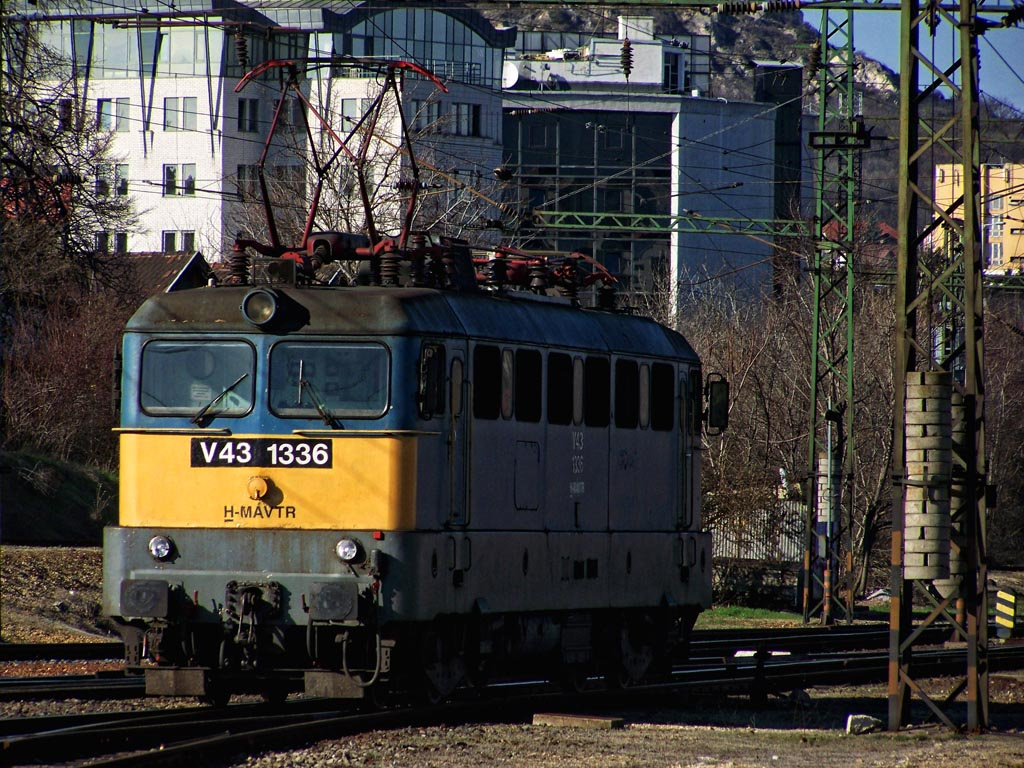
[
  {"xmin": 234, "ymin": 30, "xmax": 249, "ymax": 69},
  {"xmin": 807, "ymin": 41, "xmax": 822, "ymax": 77},
  {"xmin": 759, "ymin": 0, "xmax": 801, "ymax": 11},
  {"xmin": 620, "ymin": 38, "xmax": 633, "ymax": 81},
  {"xmin": 1002, "ymin": 3, "xmax": 1024, "ymax": 27},
  {"xmin": 716, "ymin": 2, "xmax": 759, "ymax": 15}
]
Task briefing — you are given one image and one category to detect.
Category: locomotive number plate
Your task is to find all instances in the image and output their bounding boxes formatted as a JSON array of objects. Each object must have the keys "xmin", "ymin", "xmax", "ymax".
[{"xmin": 190, "ymin": 438, "xmax": 333, "ymax": 468}]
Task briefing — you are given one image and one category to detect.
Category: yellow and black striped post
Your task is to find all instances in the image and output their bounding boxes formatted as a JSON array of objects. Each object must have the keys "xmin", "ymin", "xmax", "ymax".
[{"xmin": 995, "ymin": 590, "xmax": 1018, "ymax": 639}]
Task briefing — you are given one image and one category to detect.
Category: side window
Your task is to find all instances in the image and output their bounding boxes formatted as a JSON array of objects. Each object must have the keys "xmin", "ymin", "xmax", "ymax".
[
  {"xmin": 651, "ymin": 363, "xmax": 674, "ymax": 431},
  {"xmin": 515, "ymin": 349, "xmax": 542, "ymax": 423},
  {"xmin": 501, "ymin": 348, "xmax": 515, "ymax": 420},
  {"xmin": 473, "ymin": 344, "xmax": 500, "ymax": 420},
  {"xmin": 572, "ymin": 356, "xmax": 585, "ymax": 426},
  {"xmin": 547, "ymin": 352, "xmax": 573, "ymax": 425},
  {"xmin": 614, "ymin": 359, "xmax": 639, "ymax": 429},
  {"xmin": 417, "ymin": 343, "xmax": 445, "ymax": 419},
  {"xmin": 584, "ymin": 356, "xmax": 610, "ymax": 427},
  {"xmin": 638, "ymin": 364, "xmax": 651, "ymax": 429}
]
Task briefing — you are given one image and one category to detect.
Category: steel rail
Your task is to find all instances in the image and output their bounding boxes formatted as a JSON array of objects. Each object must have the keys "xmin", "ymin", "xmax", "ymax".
[
  {"xmin": 4, "ymin": 642, "xmax": 1023, "ymax": 766},
  {"xmin": 0, "ymin": 642, "xmax": 124, "ymax": 662}
]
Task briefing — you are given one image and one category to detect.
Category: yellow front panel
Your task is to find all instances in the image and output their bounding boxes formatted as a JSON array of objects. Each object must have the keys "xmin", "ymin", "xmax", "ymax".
[{"xmin": 119, "ymin": 434, "xmax": 418, "ymax": 530}]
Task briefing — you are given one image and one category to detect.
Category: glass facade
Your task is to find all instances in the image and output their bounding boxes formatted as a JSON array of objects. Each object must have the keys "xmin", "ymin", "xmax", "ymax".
[
  {"xmin": 334, "ymin": 9, "xmax": 501, "ymax": 88},
  {"xmin": 504, "ymin": 109, "xmax": 673, "ymax": 295}
]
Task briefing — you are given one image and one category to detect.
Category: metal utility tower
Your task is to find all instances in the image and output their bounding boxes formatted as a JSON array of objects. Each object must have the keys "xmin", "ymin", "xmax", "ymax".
[
  {"xmin": 803, "ymin": 9, "xmax": 862, "ymax": 627},
  {"xmin": 889, "ymin": 0, "xmax": 989, "ymax": 732}
]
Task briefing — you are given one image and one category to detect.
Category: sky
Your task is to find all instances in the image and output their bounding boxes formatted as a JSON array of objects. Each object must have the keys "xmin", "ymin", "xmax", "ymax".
[{"xmin": 812, "ymin": 10, "xmax": 1024, "ymax": 111}]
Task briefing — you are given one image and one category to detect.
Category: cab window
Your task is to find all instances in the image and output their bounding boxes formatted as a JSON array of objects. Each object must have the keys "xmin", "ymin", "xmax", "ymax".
[
  {"xmin": 270, "ymin": 342, "xmax": 389, "ymax": 419},
  {"xmin": 140, "ymin": 340, "xmax": 254, "ymax": 417}
]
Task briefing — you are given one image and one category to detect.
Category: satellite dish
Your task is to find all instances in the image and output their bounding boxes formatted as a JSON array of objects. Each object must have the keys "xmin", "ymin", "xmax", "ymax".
[{"xmin": 501, "ymin": 61, "xmax": 520, "ymax": 89}]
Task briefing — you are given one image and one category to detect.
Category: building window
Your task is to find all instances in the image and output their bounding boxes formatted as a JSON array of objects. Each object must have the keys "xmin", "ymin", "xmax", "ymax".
[
  {"xmin": 238, "ymin": 98, "xmax": 259, "ymax": 133},
  {"xmin": 115, "ymin": 232, "xmax": 128, "ymax": 252},
  {"xmin": 98, "ymin": 160, "xmax": 130, "ymax": 196},
  {"xmin": 116, "ymin": 98, "xmax": 130, "ymax": 132},
  {"xmin": 986, "ymin": 241, "xmax": 1003, "ymax": 267},
  {"xmin": 409, "ymin": 99, "xmax": 442, "ymax": 132},
  {"xmin": 663, "ymin": 52, "xmax": 682, "ymax": 93},
  {"xmin": 988, "ymin": 215, "xmax": 1004, "ymax": 238},
  {"xmin": 273, "ymin": 96, "xmax": 304, "ymax": 129},
  {"xmin": 989, "ymin": 192, "xmax": 1003, "ymax": 211},
  {"xmin": 527, "ymin": 123, "xmax": 548, "ymax": 148},
  {"xmin": 161, "ymin": 231, "xmax": 193, "ymax": 252},
  {"xmin": 236, "ymin": 164, "xmax": 258, "ymax": 200},
  {"xmin": 95, "ymin": 231, "xmax": 110, "ymax": 252},
  {"xmin": 115, "ymin": 164, "xmax": 129, "ymax": 196},
  {"xmin": 164, "ymin": 97, "xmax": 197, "ymax": 131},
  {"xmin": 101, "ymin": 98, "xmax": 131, "ymax": 132},
  {"xmin": 98, "ymin": 98, "xmax": 114, "ymax": 130},
  {"xmin": 96, "ymin": 164, "xmax": 111, "ymax": 197},
  {"xmin": 453, "ymin": 102, "xmax": 480, "ymax": 136},
  {"xmin": 57, "ymin": 99, "xmax": 73, "ymax": 132},
  {"xmin": 163, "ymin": 163, "xmax": 196, "ymax": 196}
]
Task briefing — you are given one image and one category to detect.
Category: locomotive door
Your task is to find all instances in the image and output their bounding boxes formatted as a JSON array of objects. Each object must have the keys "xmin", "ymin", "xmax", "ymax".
[{"xmin": 448, "ymin": 351, "xmax": 469, "ymax": 525}]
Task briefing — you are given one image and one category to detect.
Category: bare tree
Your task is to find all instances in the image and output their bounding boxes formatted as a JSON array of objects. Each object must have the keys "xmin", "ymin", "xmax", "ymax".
[
  {"xmin": 1, "ymin": 20, "xmax": 139, "ymax": 308},
  {"xmin": 223, "ymin": 79, "xmax": 505, "ymax": 263},
  {"xmin": 2, "ymin": 20, "xmax": 140, "ymax": 465}
]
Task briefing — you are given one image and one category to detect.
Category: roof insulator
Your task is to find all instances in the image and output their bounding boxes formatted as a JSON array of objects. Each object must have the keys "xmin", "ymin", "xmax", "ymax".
[{"xmin": 235, "ymin": 30, "xmax": 249, "ymax": 70}]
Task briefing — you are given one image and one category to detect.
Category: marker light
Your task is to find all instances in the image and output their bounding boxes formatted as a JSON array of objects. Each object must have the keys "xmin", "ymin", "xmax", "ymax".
[
  {"xmin": 148, "ymin": 535, "xmax": 174, "ymax": 561},
  {"xmin": 241, "ymin": 288, "xmax": 278, "ymax": 328},
  {"xmin": 335, "ymin": 538, "xmax": 360, "ymax": 563}
]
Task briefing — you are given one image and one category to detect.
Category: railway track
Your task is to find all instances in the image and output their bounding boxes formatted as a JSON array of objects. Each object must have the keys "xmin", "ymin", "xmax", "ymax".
[
  {"xmin": 3, "ymin": 640, "xmax": 1023, "ymax": 766},
  {"xmin": 0, "ymin": 642, "xmax": 123, "ymax": 663},
  {"xmin": 0, "ymin": 671, "xmax": 143, "ymax": 702}
]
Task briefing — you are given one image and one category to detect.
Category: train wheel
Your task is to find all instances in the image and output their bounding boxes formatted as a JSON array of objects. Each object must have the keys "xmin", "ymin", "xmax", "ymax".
[
  {"xmin": 419, "ymin": 627, "xmax": 466, "ymax": 703},
  {"xmin": 609, "ymin": 623, "xmax": 654, "ymax": 688}
]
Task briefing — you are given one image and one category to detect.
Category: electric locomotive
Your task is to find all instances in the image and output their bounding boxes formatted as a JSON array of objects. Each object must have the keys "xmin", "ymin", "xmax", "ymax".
[
  {"xmin": 102, "ymin": 57, "xmax": 726, "ymax": 703},
  {"xmin": 102, "ymin": 243, "xmax": 726, "ymax": 703}
]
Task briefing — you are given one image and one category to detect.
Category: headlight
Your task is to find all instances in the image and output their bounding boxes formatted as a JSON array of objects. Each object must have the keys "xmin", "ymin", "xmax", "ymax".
[
  {"xmin": 241, "ymin": 288, "xmax": 278, "ymax": 328},
  {"xmin": 148, "ymin": 535, "xmax": 174, "ymax": 561},
  {"xmin": 335, "ymin": 538, "xmax": 360, "ymax": 563}
]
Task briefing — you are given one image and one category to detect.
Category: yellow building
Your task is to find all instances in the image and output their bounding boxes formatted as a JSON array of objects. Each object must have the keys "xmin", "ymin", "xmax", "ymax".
[{"xmin": 934, "ymin": 163, "xmax": 1024, "ymax": 273}]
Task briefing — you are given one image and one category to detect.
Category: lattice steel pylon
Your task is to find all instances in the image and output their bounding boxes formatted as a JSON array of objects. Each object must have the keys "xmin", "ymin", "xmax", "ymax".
[
  {"xmin": 890, "ymin": 0, "xmax": 987, "ymax": 731},
  {"xmin": 802, "ymin": 9, "xmax": 863, "ymax": 626}
]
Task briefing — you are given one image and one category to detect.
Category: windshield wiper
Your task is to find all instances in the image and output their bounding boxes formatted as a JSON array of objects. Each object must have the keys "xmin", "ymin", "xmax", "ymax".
[
  {"xmin": 192, "ymin": 373, "xmax": 248, "ymax": 425},
  {"xmin": 299, "ymin": 377, "xmax": 338, "ymax": 428}
]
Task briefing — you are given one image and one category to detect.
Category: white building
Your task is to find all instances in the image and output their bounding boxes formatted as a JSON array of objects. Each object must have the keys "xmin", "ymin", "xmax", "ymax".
[
  {"xmin": 502, "ymin": 17, "xmax": 784, "ymax": 301},
  {"xmin": 18, "ymin": 0, "xmax": 513, "ymax": 257}
]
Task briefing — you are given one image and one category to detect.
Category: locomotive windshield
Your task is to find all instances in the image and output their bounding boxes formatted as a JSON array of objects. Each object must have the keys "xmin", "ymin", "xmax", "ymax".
[
  {"xmin": 140, "ymin": 340, "xmax": 255, "ymax": 417},
  {"xmin": 270, "ymin": 342, "xmax": 389, "ymax": 419}
]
